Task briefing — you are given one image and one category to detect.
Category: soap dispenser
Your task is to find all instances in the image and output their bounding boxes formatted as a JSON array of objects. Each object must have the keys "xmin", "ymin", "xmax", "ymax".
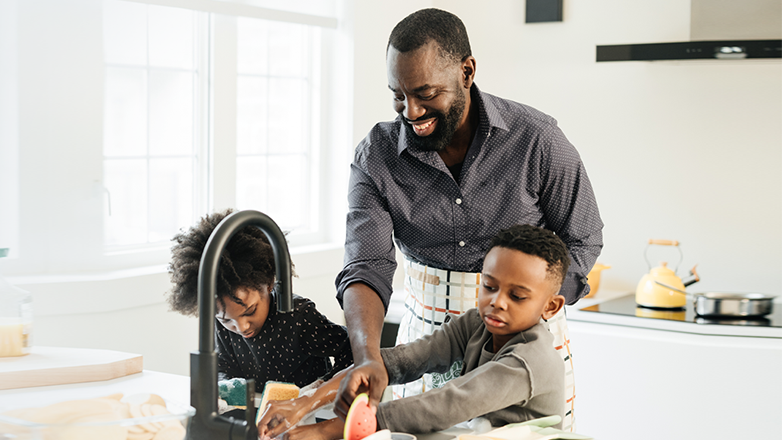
[{"xmin": 0, "ymin": 248, "xmax": 32, "ymax": 357}]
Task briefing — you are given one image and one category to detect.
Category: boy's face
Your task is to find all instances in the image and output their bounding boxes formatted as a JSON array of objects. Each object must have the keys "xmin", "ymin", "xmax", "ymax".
[
  {"xmin": 478, "ymin": 247, "xmax": 565, "ymax": 351},
  {"xmin": 216, "ymin": 285, "xmax": 272, "ymax": 339}
]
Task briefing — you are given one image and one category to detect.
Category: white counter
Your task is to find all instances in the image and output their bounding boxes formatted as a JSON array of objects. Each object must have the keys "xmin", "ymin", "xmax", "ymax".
[
  {"xmin": 566, "ymin": 290, "xmax": 782, "ymax": 440},
  {"xmin": 567, "ymin": 289, "xmax": 782, "ymax": 339},
  {"xmin": 0, "ymin": 369, "xmax": 191, "ymax": 412}
]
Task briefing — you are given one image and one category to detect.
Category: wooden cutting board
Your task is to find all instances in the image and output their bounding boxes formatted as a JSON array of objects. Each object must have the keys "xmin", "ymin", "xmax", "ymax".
[{"xmin": 0, "ymin": 346, "xmax": 143, "ymax": 390}]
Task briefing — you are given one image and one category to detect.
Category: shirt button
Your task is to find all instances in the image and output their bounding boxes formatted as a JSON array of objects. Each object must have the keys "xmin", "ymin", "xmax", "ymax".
[
  {"xmin": 459, "ymin": 241, "xmax": 465, "ymax": 247},
  {"xmin": 455, "ymin": 198, "xmax": 462, "ymax": 205}
]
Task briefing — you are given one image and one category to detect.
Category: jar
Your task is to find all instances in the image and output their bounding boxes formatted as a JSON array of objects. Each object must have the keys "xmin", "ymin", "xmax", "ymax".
[{"xmin": 0, "ymin": 248, "xmax": 32, "ymax": 357}]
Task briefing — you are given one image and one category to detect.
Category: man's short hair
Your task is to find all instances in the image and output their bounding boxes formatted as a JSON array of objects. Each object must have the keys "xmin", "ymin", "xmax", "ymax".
[
  {"xmin": 488, "ymin": 224, "xmax": 571, "ymax": 286},
  {"xmin": 387, "ymin": 8, "xmax": 472, "ymax": 64}
]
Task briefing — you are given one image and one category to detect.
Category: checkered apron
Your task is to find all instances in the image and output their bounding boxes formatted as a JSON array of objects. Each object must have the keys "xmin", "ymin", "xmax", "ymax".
[{"xmin": 393, "ymin": 256, "xmax": 577, "ymax": 432}]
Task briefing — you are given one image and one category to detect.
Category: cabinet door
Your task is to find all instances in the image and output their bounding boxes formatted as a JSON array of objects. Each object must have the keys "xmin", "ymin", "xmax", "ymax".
[{"xmin": 568, "ymin": 320, "xmax": 782, "ymax": 440}]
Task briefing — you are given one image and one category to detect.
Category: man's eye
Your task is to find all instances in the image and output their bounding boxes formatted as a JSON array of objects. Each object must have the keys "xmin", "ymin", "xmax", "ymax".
[{"xmin": 420, "ymin": 94, "xmax": 435, "ymax": 100}]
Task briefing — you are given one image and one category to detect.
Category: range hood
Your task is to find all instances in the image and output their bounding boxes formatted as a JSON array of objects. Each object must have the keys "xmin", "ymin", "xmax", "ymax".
[{"xmin": 597, "ymin": 0, "xmax": 782, "ymax": 61}]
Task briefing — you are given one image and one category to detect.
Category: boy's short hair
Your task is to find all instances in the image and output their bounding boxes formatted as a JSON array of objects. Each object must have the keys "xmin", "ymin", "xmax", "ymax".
[
  {"xmin": 488, "ymin": 224, "xmax": 570, "ymax": 286},
  {"xmin": 167, "ymin": 209, "xmax": 278, "ymax": 317}
]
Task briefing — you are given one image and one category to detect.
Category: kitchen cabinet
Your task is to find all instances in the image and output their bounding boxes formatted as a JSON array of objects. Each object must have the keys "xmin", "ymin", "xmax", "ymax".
[{"xmin": 566, "ymin": 291, "xmax": 782, "ymax": 440}]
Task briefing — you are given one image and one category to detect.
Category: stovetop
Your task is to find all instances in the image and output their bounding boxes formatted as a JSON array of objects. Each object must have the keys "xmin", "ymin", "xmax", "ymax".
[{"xmin": 579, "ymin": 294, "xmax": 782, "ymax": 328}]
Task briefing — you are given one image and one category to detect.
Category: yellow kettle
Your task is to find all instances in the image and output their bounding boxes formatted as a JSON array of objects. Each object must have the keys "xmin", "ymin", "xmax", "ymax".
[{"xmin": 635, "ymin": 239, "xmax": 700, "ymax": 309}]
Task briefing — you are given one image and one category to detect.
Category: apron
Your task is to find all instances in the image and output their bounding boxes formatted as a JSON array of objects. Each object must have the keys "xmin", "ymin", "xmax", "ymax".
[{"xmin": 393, "ymin": 255, "xmax": 577, "ymax": 432}]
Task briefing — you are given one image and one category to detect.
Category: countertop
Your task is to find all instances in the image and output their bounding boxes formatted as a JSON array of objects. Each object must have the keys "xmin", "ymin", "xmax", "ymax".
[
  {"xmin": 0, "ymin": 369, "xmax": 191, "ymax": 412},
  {"xmin": 566, "ymin": 289, "xmax": 782, "ymax": 339}
]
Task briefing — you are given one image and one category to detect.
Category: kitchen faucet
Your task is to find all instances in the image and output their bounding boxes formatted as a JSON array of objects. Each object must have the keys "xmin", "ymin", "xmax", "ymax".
[{"xmin": 187, "ymin": 210, "xmax": 293, "ymax": 440}]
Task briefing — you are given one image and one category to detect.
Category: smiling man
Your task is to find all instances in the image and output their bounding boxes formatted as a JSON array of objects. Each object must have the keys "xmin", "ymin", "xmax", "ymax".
[{"xmin": 334, "ymin": 8, "xmax": 603, "ymax": 432}]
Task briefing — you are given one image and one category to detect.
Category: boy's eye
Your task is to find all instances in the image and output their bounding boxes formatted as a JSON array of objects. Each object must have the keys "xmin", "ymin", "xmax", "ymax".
[{"xmin": 482, "ymin": 283, "xmax": 497, "ymax": 291}]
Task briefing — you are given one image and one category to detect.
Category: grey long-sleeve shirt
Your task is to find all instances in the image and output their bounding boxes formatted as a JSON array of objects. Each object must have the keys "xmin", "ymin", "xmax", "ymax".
[
  {"xmin": 335, "ymin": 84, "xmax": 603, "ymax": 308},
  {"xmin": 377, "ymin": 309, "xmax": 564, "ymax": 433}
]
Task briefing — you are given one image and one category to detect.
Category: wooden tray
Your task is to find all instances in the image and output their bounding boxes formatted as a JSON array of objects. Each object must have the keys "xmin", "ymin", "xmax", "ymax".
[{"xmin": 0, "ymin": 346, "xmax": 143, "ymax": 390}]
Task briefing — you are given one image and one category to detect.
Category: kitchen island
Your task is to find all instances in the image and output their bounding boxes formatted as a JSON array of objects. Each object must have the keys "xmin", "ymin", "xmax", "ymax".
[{"xmin": 566, "ymin": 290, "xmax": 782, "ymax": 440}]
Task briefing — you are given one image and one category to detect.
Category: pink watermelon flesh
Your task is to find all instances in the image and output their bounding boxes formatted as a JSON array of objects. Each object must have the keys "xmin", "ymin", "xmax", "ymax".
[{"xmin": 344, "ymin": 393, "xmax": 377, "ymax": 440}]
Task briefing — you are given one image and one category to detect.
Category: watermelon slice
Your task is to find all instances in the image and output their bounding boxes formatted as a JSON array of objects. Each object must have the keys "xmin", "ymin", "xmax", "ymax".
[{"xmin": 343, "ymin": 393, "xmax": 377, "ymax": 440}]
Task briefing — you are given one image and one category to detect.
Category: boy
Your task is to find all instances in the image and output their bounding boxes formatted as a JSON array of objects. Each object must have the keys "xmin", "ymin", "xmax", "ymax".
[
  {"xmin": 167, "ymin": 209, "xmax": 353, "ymax": 391},
  {"xmin": 258, "ymin": 224, "xmax": 568, "ymax": 436}
]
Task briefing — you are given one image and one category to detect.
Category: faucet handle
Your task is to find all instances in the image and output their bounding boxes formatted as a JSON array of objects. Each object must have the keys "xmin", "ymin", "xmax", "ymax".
[{"xmin": 245, "ymin": 378, "xmax": 257, "ymax": 429}]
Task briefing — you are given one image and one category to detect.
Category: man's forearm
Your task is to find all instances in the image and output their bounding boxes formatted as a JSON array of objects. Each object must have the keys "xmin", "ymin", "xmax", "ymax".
[{"xmin": 342, "ymin": 282, "xmax": 385, "ymax": 364}]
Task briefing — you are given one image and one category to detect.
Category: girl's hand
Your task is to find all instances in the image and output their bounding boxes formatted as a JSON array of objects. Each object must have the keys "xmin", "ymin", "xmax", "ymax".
[
  {"xmin": 257, "ymin": 398, "xmax": 307, "ymax": 439},
  {"xmin": 282, "ymin": 418, "xmax": 344, "ymax": 440}
]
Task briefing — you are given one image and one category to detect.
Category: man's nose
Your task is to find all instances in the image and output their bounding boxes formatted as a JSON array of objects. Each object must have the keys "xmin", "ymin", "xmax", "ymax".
[{"xmin": 403, "ymin": 98, "xmax": 425, "ymax": 121}]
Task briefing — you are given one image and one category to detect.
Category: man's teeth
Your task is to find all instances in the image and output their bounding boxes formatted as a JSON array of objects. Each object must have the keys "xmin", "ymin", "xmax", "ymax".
[{"xmin": 414, "ymin": 120, "xmax": 433, "ymax": 131}]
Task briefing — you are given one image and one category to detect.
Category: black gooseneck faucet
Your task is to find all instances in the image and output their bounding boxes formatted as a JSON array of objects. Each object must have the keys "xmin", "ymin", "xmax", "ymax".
[{"xmin": 187, "ymin": 210, "xmax": 293, "ymax": 440}]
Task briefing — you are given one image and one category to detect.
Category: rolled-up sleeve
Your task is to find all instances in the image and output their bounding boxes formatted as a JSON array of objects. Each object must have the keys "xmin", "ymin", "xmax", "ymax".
[
  {"xmin": 537, "ymin": 129, "xmax": 603, "ymax": 304},
  {"xmin": 335, "ymin": 141, "xmax": 398, "ymax": 312}
]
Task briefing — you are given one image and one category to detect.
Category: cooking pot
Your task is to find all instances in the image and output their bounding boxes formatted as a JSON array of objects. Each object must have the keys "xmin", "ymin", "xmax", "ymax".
[
  {"xmin": 693, "ymin": 292, "xmax": 775, "ymax": 317},
  {"xmin": 635, "ymin": 239, "xmax": 700, "ymax": 309}
]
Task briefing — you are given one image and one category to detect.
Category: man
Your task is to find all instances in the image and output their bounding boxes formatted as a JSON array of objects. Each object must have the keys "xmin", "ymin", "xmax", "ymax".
[{"xmin": 334, "ymin": 8, "xmax": 602, "ymax": 432}]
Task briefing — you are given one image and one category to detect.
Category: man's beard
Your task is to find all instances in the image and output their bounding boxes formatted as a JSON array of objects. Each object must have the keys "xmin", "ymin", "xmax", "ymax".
[{"xmin": 402, "ymin": 88, "xmax": 466, "ymax": 152}]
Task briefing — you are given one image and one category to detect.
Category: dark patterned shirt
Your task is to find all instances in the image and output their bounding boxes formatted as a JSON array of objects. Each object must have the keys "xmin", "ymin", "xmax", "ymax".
[
  {"xmin": 336, "ymin": 84, "xmax": 603, "ymax": 307},
  {"xmin": 216, "ymin": 294, "xmax": 352, "ymax": 390}
]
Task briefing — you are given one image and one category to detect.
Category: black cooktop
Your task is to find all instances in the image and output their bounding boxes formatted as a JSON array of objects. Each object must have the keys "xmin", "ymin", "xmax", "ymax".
[{"xmin": 580, "ymin": 294, "xmax": 782, "ymax": 328}]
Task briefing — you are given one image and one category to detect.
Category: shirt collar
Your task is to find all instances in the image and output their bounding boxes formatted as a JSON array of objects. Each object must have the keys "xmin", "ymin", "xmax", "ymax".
[{"xmin": 396, "ymin": 83, "xmax": 508, "ymax": 157}]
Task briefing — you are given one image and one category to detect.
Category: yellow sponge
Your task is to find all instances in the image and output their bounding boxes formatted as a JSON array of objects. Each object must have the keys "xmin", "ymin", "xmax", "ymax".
[{"xmin": 257, "ymin": 381, "xmax": 299, "ymax": 422}]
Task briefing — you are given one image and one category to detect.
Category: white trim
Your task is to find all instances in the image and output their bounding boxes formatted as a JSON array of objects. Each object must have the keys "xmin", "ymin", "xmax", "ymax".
[
  {"xmin": 7, "ymin": 244, "xmax": 344, "ymax": 317},
  {"xmin": 121, "ymin": 0, "xmax": 338, "ymax": 28}
]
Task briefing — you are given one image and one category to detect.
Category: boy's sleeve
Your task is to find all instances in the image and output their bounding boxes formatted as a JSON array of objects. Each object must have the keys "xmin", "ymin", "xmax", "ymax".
[
  {"xmin": 381, "ymin": 312, "xmax": 476, "ymax": 385},
  {"xmin": 215, "ymin": 322, "xmax": 244, "ymax": 381},
  {"xmin": 297, "ymin": 299, "xmax": 354, "ymax": 379},
  {"xmin": 376, "ymin": 354, "xmax": 532, "ymax": 433}
]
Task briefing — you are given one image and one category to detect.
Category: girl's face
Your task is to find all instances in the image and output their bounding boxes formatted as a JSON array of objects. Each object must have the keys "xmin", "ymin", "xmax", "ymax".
[{"xmin": 215, "ymin": 285, "xmax": 272, "ymax": 339}]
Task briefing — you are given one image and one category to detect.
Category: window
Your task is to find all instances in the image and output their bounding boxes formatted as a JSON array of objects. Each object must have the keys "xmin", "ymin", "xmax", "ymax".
[
  {"xmin": 0, "ymin": 0, "xmax": 19, "ymax": 257},
  {"xmin": 103, "ymin": 1, "xmax": 203, "ymax": 248},
  {"xmin": 4, "ymin": 0, "xmax": 351, "ymax": 275},
  {"xmin": 235, "ymin": 18, "xmax": 320, "ymax": 234}
]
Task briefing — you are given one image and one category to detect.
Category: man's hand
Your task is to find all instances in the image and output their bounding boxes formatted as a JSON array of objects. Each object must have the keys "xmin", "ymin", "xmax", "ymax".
[
  {"xmin": 337, "ymin": 283, "xmax": 388, "ymax": 420},
  {"xmin": 333, "ymin": 359, "xmax": 388, "ymax": 420}
]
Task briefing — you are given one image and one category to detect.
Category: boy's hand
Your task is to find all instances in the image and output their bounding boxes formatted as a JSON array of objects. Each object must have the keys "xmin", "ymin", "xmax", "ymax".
[{"xmin": 333, "ymin": 359, "xmax": 387, "ymax": 420}]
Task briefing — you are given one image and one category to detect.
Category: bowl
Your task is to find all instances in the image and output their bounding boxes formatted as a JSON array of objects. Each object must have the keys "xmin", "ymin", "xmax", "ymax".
[{"xmin": 0, "ymin": 395, "xmax": 194, "ymax": 440}]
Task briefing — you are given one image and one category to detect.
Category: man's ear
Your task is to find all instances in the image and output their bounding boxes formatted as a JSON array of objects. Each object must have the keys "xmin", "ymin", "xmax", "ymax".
[
  {"xmin": 542, "ymin": 294, "xmax": 565, "ymax": 321},
  {"xmin": 461, "ymin": 56, "xmax": 476, "ymax": 88}
]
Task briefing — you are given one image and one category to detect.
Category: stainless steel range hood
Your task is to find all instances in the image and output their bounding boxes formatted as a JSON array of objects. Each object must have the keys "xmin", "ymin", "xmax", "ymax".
[{"xmin": 597, "ymin": 0, "xmax": 782, "ymax": 61}]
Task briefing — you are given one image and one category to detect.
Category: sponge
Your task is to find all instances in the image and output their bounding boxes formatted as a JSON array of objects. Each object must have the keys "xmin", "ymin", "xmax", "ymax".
[
  {"xmin": 218, "ymin": 378, "xmax": 247, "ymax": 406},
  {"xmin": 257, "ymin": 381, "xmax": 299, "ymax": 422}
]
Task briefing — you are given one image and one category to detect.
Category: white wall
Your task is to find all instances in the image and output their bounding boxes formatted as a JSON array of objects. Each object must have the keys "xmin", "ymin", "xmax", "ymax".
[
  {"xmin": 352, "ymin": 0, "xmax": 782, "ymax": 296},
  {"xmin": 6, "ymin": 0, "xmax": 780, "ymax": 379}
]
